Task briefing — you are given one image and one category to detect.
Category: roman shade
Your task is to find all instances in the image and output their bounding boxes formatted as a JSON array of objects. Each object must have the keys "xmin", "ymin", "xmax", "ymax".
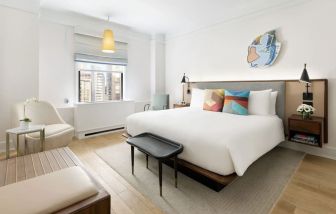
[{"xmin": 74, "ymin": 33, "xmax": 128, "ymax": 65}]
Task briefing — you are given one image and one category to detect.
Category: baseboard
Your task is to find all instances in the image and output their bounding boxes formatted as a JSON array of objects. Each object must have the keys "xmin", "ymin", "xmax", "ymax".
[
  {"xmin": 76, "ymin": 126, "xmax": 125, "ymax": 139},
  {"xmin": 280, "ymin": 141, "xmax": 336, "ymax": 160}
]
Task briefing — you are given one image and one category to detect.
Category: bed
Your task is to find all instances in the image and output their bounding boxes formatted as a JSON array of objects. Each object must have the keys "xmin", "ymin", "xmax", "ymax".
[
  {"xmin": 126, "ymin": 80, "xmax": 286, "ymax": 190},
  {"xmin": 126, "ymin": 107, "xmax": 284, "ymax": 176}
]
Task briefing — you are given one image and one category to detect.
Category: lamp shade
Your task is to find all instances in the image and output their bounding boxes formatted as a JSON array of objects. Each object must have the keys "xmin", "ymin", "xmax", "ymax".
[
  {"xmin": 102, "ymin": 29, "xmax": 115, "ymax": 53},
  {"xmin": 300, "ymin": 64, "xmax": 310, "ymax": 84},
  {"xmin": 181, "ymin": 73, "xmax": 187, "ymax": 83}
]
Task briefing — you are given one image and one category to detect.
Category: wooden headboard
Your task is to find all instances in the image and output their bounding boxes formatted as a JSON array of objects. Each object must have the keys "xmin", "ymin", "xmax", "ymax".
[{"xmin": 183, "ymin": 79, "xmax": 328, "ymax": 143}]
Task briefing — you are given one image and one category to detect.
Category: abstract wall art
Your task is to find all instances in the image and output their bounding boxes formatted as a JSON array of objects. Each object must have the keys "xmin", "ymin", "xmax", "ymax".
[{"xmin": 247, "ymin": 30, "xmax": 281, "ymax": 68}]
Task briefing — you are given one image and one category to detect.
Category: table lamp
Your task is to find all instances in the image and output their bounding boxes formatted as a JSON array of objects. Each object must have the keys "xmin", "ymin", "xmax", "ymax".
[
  {"xmin": 181, "ymin": 73, "xmax": 191, "ymax": 104},
  {"xmin": 299, "ymin": 63, "xmax": 313, "ymax": 103}
]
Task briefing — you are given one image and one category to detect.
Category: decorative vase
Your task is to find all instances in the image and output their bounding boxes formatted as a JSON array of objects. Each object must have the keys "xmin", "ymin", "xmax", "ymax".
[
  {"xmin": 20, "ymin": 121, "xmax": 30, "ymax": 129},
  {"xmin": 302, "ymin": 112, "xmax": 311, "ymax": 120}
]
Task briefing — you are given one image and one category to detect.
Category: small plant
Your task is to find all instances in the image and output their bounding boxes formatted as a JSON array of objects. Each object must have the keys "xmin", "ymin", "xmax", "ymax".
[
  {"xmin": 297, "ymin": 104, "xmax": 315, "ymax": 119},
  {"xmin": 20, "ymin": 118, "xmax": 32, "ymax": 122},
  {"xmin": 20, "ymin": 97, "xmax": 38, "ymax": 124}
]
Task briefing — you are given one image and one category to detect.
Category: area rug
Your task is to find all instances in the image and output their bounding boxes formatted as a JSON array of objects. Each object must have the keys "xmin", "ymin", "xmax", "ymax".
[{"xmin": 96, "ymin": 143, "xmax": 304, "ymax": 214}]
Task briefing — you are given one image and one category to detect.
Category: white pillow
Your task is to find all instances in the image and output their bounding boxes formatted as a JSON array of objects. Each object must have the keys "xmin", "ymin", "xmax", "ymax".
[
  {"xmin": 190, "ymin": 88, "xmax": 205, "ymax": 109},
  {"xmin": 248, "ymin": 89, "xmax": 272, "ymax": 115},
  {"xmin": 270, "ymin": 91, "xmax": 278, "ymax": 115}
]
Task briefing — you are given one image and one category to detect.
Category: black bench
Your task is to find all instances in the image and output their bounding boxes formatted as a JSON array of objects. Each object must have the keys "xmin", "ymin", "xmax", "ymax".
[{"xmin": 126, "ymin": 133, "xmax": 183, "ymax": 196}]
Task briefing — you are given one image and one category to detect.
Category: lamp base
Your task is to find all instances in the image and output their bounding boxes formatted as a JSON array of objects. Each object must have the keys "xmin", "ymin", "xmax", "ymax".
[
  {"xmin": 303, "ymin": 92, "xmax": 313, "ymax": 101},
  {"xmin": 303, "ymin": 92, "xmax": 313, "ymax": 106}
]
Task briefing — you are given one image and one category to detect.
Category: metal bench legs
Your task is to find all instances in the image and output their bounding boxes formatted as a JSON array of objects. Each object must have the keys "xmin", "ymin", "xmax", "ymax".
[
  {"xmin": 158, "ymin": 160, "xmax": 162, "ymax": 196},
  {"xmin": 174, "ymin": 156, "xmax": 178, "ymax": 188},
  {"xmin": 131, "ymin": 147, "xmax": 179, "ymax": 197},
  {"xmin": 131, "ymin": 146, "xmax": 134, "ymax": 175}
]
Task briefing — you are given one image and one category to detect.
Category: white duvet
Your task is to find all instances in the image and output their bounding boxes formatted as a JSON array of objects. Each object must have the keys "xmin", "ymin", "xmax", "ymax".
[{"xmin": 126, "ymin": 108, "xmax": 284, "ymax": 176}]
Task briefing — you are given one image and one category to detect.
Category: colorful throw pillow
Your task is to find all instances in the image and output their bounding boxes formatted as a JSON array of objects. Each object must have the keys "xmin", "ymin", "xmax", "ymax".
[
  {"xmin": 203, "ymin": 89, "xmax": 225, "ymax": 112},
  {"xmin": 223, "ymin": 90, "xmax": 250, "ymax": 115}
]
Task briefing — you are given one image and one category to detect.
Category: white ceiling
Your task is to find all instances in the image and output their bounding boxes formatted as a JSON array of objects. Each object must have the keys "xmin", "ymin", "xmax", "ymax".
[{"xmin": 40, "ymin": 0, "xmax": 307, "ymax": 36}]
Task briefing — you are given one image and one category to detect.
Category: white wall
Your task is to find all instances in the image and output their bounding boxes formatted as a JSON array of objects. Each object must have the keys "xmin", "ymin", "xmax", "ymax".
[
  {"xmin": 0, "ymin": 5, "xmax": 39, "ymax": 141},
  {"xmin": 39, "ymin": 9, "xmax": 152, "ymax": 104},
  {"xmin": 74, "ymin": 101, "xmax": 134, "ymax": 138},
  {"xmin": 37, "ymin": 10, "xmax": 152, "ymax": 135},
  {"xmin": 150, "ymin": 34, "xmax": 166, "ymax": 95},
  {"xmin": 124, "ymin": 36, "xmax": 151, "ymax": 101},
  {"xmin": 166, "ymin": 1, "xmax": 336, "ymax": 148},
  {"xmin": 39, "ymin": 20, "xmax": 75, "ymax": 107},
  {"xmin": 0, "ymin": 6, "xmax": 153, "ymax": 141},
  {"xmin": 0, "ymin": 0, "xmax": 39, "ymax": 13}
]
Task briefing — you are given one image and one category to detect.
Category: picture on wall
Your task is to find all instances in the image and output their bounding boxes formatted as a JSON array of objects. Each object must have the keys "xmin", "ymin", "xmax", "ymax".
[{"xmin": 247, "ymin": 30, "xmax": 281, "ymax": 68}]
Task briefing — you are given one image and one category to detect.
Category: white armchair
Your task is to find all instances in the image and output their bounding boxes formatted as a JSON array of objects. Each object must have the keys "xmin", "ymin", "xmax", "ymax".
[{"xmin": 13, "ymin": 101, "xmax": 74, "ymax": 152}]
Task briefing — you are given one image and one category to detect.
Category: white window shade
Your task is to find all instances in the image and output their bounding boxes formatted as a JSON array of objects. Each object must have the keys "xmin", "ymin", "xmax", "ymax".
[{"xmin": 74, "ymin": 33, "xmax": 128, "ymax": 65}]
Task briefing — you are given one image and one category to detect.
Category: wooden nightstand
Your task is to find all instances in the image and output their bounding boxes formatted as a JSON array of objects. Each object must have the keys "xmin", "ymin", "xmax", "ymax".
[
  {"xmin": 288, "ymin": 114, "xmax": 324, "ymax": 147},
  {"xmin": 173, "ymin": 103, "xmax": 190, "ymax": 108}
]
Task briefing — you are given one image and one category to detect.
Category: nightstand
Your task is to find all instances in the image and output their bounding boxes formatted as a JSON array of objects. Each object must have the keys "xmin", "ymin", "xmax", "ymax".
[
  {"xmin": 173, "ymin": 103, "xmax": 190, "ymax": 108},
  {"xmin": 288, "ymin": 114, "xmax": 324, "ymax": 147}
]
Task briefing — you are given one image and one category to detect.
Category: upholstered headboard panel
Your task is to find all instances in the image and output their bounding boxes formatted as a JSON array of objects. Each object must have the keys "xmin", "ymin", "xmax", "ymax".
[{"xmin": 187, "ymin": 81, "xmax": 286, "ymax": 121}]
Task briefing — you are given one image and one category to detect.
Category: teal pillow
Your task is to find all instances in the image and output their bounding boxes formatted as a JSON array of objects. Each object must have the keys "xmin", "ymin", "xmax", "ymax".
[{"xmin": 223, "ymin": 90, "xmax": 250, "ymax": 115}]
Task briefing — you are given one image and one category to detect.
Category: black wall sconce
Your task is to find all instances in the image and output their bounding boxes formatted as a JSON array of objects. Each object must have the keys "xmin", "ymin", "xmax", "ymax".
[
  {"xmin": 181, "ymin": 73, "xmax": 191, "ymax": 104},
  {"xmin": 299, "ymin": 64, "xmax": 313, "ymax": 105}
]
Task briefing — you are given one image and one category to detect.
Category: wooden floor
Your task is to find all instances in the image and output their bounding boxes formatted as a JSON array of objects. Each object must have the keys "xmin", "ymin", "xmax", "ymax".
[
  {"xmin": 272, "ymin": 154, "xmax": 336, "ymax": 213},
  {"xmin": 68, "ymin": 132, "xmax": 164, "ymax": 214},
  {"xmin": 2, "ymin": 132, "xmax": 336, "ymax": 214}
]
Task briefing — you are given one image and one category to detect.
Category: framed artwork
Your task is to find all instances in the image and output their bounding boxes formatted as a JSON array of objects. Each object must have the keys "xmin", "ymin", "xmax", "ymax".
[{"xmin": 247, "ymin": 30, "xmax": 281, "ymax": 68}]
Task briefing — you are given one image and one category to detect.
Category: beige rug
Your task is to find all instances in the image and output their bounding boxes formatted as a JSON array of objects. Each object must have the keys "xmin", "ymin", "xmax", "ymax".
[{"xmin": 96, "ymin": 143, "xmax": 304, "ymax": 214}]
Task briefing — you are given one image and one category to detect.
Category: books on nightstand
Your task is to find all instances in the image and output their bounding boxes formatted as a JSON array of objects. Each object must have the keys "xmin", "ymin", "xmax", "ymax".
[{"xmin": 291, "ymin": 133, "xmax": 318, "ymax": 146}]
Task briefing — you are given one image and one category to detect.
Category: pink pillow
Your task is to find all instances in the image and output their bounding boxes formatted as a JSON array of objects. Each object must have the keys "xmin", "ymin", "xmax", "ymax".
[{"xmin": 203, "ymin": 89, "xmax": 224, "ymax": 112}]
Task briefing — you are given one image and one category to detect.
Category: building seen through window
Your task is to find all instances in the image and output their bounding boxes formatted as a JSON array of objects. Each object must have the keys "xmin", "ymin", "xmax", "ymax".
[{"xmin": 77, "ymin": 62, "xmax": 125, "ymax": 103}]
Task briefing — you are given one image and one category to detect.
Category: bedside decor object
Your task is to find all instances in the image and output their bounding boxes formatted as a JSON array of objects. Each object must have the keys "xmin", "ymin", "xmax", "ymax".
[
  {"xmin": 19, "ymin": 118, "xmax": 32, "ymax": 130},
  {"xmin": 20, "ymin": 97, "xmax": 38, "ymax": 129},
  {"xmin": 299, "ymin": 64, "xmax": 313, "ymax": 105},
  {"xmin": 173, "ymin": 103, "xmax": 190, "ymax": 108},
  {"xmin": 223, "ymin": 90, "xmax": 250, "ymax": 115},
  {"xmin": 247, "ymin": 30, "xmax": 281, "ymax": 68},
  {"xmin": 203, "ymin": 89, "xmax": 224, "ymax": 112},
  {"xmin": 102, "ymin": 16, "xmax": 116, "ymax": 53},
  {"xmin": 288, "ymin": 114, "xmax": 324, "ymax": 147},
  {"xmin": 297, "ymin": 104, "xmax": 315, "ymax": 120},
  {"xmin": 181, "ymin": 73, "xmax": 191, "ymax": 104}
]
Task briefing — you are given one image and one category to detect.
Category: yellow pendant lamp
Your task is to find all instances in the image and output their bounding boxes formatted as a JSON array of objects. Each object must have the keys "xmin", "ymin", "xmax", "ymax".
[{"xmin": 102, "ymin": 16, "xmax": 115, "ymax": 53}]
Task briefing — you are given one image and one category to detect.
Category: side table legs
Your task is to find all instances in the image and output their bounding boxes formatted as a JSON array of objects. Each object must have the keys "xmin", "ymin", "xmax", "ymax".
[
  {"xmin": 6, "ymin": 133, "xmax": 9, "ymax": 159},
  {"xmin": 16, "ymin": 134, "xmax": 19, "ymax": 157}
]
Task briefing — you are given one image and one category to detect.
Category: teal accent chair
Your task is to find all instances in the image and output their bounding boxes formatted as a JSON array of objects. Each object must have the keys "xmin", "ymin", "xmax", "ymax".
[{"xmin": 144, "ymin": 94, "xmax": 169, "ymax": 111}]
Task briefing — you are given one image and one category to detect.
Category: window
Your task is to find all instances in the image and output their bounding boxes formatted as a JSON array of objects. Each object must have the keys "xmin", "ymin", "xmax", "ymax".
[{"xmin": 77, "ymin": 62, "xmax": 125, "ymax": 103}]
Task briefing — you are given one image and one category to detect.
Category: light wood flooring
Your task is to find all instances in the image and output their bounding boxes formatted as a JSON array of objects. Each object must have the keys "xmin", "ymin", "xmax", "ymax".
[
  {"xmin": 2, "ymin": 132, "xmax": 336, "ymax": 214},
  {"xmin": 272, "ymin": 154, "xmax": 336, "ymax": 213}
]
